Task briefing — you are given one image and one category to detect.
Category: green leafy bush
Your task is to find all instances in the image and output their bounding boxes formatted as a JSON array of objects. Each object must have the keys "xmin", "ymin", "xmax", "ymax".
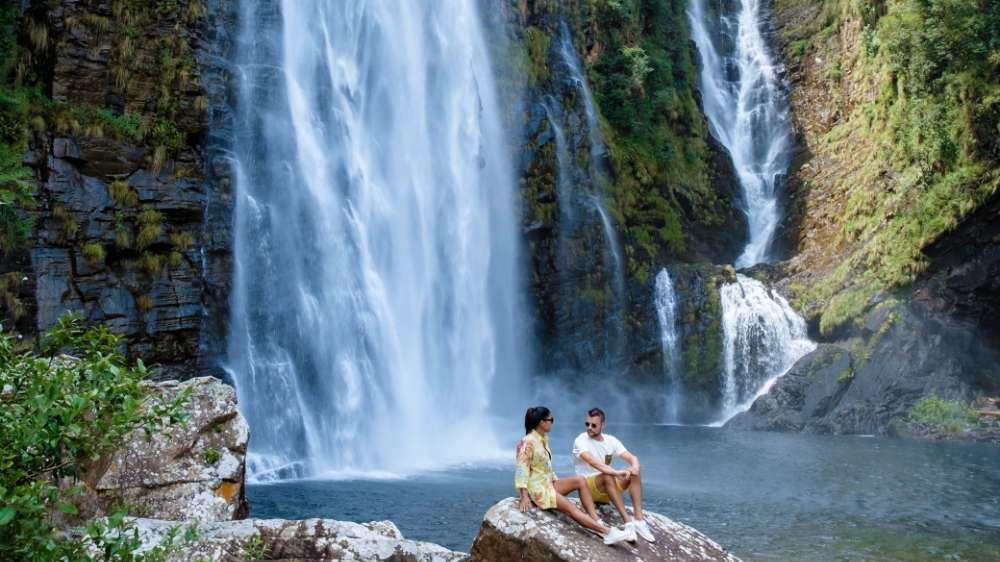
[
  {"xmin": 909, "ymin": 394, "xmax": 978, "ymax": 434},
  {"xmin": 0, "ymin": 313, "xmax": 190, "ymax": 560}
]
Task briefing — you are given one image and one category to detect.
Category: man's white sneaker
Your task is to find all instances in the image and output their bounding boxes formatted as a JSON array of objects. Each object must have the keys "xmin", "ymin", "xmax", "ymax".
[
  {"xmin": 627, "ymin": 519, "xmax": 656, "ymax": 542},
  {"xmin": 602, "ymin": 526, "xmax": 631, "ymax": 545}
]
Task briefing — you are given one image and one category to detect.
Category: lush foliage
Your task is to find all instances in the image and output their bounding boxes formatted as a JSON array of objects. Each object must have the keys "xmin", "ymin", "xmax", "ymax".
[
  {"xmin": 909, "ymin": 394, "xmax": 979, "ymax": 434},
  {"xmin": 0, "ymin": 313, "xmax": 190, "ymax": 560},
  {"xmin": 782, "ymin": 0, "xmax": 999, "ymax": 332},
  {"xmin": 0, "ymin": 4, "xmax": 35, "ymax": 257},
  {"xmin": 577, "ymin": 0, "xmax": 727, "ymax": 281}
]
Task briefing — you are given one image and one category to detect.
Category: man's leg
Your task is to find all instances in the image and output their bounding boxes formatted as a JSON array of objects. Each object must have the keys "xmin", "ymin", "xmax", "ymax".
[
  {"xmin": 598, "ymin": 474, "xmax": 633, "ymax": 523},
  {"xmin": 622, "ymin": 472, "xmax": 644, "ymax": 521}
]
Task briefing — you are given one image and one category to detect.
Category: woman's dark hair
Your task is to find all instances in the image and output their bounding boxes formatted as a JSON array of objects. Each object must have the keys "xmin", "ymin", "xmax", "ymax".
[{"xmin": 524, "ymin": 406, "xmax": 551, "ymax": 434}]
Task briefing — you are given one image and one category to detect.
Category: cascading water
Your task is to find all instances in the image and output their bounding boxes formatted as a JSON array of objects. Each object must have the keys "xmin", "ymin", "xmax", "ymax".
[
  {"xmin": 688, "ymin": 0, "xmax": 793, "ymax": 267},
  {"xmin": 718, "ymin": 275, "xmax": 815, "ymax": 421},
  {"xmin": 688, "ymin": 0, "xmax": 815, "ymax": 422},
  {"xmin": 226, "ymin": 0, "xmax": 526, "ymax": 480},
  {"xmin": 554, "ymin": 22, "xmax": 624, "ymax": 293},
  {"xmin": 654, "ymin": 269, "xmax": 682, "ymax": 423}
]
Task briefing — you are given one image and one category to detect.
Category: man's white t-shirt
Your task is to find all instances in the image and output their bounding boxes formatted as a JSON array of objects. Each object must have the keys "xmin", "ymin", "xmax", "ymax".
[{"xmin": 572, "ymin": 432, "xmax": 628, "ymax": 477}]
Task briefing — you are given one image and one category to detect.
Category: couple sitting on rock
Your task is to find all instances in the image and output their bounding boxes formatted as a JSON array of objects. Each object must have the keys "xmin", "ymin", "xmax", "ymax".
[{"xmin": 515, "ymin": 406, "xmax": 656, "ymax": 546}]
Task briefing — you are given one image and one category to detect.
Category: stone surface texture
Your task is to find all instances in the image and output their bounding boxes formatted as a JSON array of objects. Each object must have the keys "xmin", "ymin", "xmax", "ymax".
[
  {"xmin": 728, "ymin": 304, "xmax": 1000, "ymax": 442},
  {"xmin": 10, "ymin": 0, "xmax": 233, "ymax": 381},
  {"xmin": 124, "ymin": 518, "xmax": 467, "ymax": 562},
  {"xmin": 73, "ymin": 376, "xmax": 249, "ymax": 521},
  {"xmin": 469, "ymin": 498, "xmax": 743, "ymax": 562}
]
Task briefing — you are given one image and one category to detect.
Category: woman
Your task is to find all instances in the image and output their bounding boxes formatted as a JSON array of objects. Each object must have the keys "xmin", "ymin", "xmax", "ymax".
[{"xmin": 515, "ymin": 406, "xmax": 633, "ymax": 545}]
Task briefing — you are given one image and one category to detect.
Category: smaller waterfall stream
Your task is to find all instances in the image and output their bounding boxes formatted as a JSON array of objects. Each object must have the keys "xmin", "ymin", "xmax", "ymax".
[
  {"xmin": 688, "ymin": 0, "xmax": 794, "ymax": 267},
  {"xmin": 718, "ymin": 274, "xmax": 815, "ymax": 421},
  {"xmin": 554, "ymin": 22, "xmax": 624, "ymax": 288},
  {"xmin": 654, "ymin": 269, "xmax": 682, "ymax": 423}
]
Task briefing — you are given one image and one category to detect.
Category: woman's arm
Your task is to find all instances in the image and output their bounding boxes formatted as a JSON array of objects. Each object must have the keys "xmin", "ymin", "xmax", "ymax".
[{"xmin": 515, "ymin": 439, "xmax": 535, "ymax": 512}]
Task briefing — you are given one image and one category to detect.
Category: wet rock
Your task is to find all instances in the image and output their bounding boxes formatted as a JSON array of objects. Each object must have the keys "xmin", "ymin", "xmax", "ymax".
[
  {"xmin": 72, "ymin": 377, "xmax": 249, "ymax": 522},
  {"xmin": 469, "ymin": 498, "xmax": 742, "ymax": 562},
  {"xmin": 119, "ymin": 518, "xmax": 467, "ymax": 562},
  {"xmin": 728, "ymin": 303, "xmax": 1000, "ymax": 438}
]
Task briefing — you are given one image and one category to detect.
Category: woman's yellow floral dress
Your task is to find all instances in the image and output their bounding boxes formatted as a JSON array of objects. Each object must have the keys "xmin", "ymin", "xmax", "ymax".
[{"xmin": 514, "ymin": 429, "xmax": 557, "ymax": 509}]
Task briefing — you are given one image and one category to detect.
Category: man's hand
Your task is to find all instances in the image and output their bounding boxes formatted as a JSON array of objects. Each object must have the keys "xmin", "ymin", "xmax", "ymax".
[
  {"xmin": 616, "ymin": 469, "xmax": 630, "ymax": 479},
  {"xmin": 626, "ymin": 465, "xmax": 641, "ymax": 477}
]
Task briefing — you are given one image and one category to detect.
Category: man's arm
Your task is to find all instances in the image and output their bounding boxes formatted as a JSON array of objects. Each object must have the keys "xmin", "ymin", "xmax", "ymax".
[
  {"xmin": 620, "ymin": 450, "xmax": 641, "ymax": 476},
  {"xmin": 579, "ymin": 451, "xmax": 629, "ymax": 477}
]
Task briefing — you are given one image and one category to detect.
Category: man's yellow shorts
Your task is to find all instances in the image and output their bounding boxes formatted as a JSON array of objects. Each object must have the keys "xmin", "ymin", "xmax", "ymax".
[{"xmin": 585, "ymin": 473, "xmax": 627, "ymax": 504}]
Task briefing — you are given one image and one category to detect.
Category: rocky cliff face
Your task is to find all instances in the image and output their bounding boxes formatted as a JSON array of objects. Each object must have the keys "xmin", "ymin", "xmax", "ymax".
[
  {"xmin": 493, "ymin": 0, "xmax": 746, "ymax": 381},
  {"xmin": 728, "ymin": 303, "xmax": 1000, "ymax": 439},
  {"xmin": 734, "ymin": 0, "xmax": 1000, "ymax": 437},
  {"xmin": 9, "ymin": 0, "xmax": 232, "ymax": 380}
]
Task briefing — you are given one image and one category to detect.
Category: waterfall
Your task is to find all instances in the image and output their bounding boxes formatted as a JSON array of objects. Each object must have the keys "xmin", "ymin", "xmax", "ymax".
[
  {"xmin": 688, "ymin": 0, "xmax": 813, "ymax": 422},
  {"xmin": 718, "ymin": 275, "xmax": 815, "ymax": 421},
  {"xmin": 654, "ymin": 269, "xmax": 682, "ymax": 423},
  {"xmin": 554, "ymin": 22, "xmax": 624, "ymax": 292},
  {"xmin": 226, "ymin": 0, "xmax": 526, "ymax": 480},
  {"xmin": 688, "ymin": 0, "xmax": 793, "ymax": 267}
]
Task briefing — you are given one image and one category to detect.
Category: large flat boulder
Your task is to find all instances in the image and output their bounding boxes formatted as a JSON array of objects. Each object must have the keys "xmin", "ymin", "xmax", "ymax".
[
  {"xmin": 73, "ymin": 376, "xmax": 250, "ymax": 521},
  {"xmin": 469, "ymin": 498, "xmax": 742, "ymax": 562},
  {"xmin": 125, "ymin": 517, "xmax": 467, "ymax": 562}
]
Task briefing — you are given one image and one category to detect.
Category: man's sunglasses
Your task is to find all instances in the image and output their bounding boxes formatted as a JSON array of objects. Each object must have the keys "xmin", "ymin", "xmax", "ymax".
[{"xmin": 585, "ymin": 422, "xmax": 600, "ymax": 428}]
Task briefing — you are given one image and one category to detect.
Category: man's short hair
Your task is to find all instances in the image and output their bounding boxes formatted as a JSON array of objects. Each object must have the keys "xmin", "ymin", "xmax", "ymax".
[{"xmin": 587, "ymin": 407, "xmax": 605, "ymax": 422}]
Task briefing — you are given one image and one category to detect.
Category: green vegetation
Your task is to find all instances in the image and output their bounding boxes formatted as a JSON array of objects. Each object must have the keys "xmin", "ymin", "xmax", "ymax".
[
  {"xmin": 523, "ymin": 26, "xmax": 550, "ymax": 86},
  {"xmin": 780, "ymin": 0, "xmax": 1000, "ymax": 331},
  {"xmin": 0, "ymin": 4, "xmax": 36, "ymax": 257},
  {"xmin": 681, "ymin": 277, "xmax": 723, "ymax": 392},
  {"xmin": 202, "ymin": 446, "xmax": 221, "ymax": 465},
  {"xmin": 82, "ymin": 240, "xmax": 106, "ymax": 265},
  {"xmin": 0, "ymin": 313, "xmax": 190, "ymax": 560},
  {"xmin": 243, "ymin": 535, "xmax": 270, "ymax": 562},
  {"xmin": 137, "ymin": 209, "xmax": 164, "ymax": 250},
  {"xmin": 579, "ymin": 0, "xmax": 726, "ymax": 282},
  {"xmin": 909, "ymin": 394, "xmax": 979, "ymax": 434}
]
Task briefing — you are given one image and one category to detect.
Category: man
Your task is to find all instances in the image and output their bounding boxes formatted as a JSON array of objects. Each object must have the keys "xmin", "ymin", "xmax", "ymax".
[{"xmin": 572, "ymin": 407, "xmax": 655, "ymax": 542}]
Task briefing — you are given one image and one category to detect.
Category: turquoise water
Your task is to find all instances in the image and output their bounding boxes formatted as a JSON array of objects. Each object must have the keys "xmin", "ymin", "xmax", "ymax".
[{"xmin": 248, "ymin": 425, "xmax": 1000, "ymax": 561}]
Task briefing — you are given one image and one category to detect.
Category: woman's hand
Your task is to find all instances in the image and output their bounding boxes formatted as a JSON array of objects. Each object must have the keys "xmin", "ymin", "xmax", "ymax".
[{"xmin": 518, "ymin": 490, "xmax": 531, "ymax": 512}]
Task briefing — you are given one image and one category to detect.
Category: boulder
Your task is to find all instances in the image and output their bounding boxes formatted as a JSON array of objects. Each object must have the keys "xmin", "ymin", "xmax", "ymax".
[
  {"xmin": 468, "ymin": 498, "xmax": 742, "ymax": 562},
  {"xmin": 116, "ymin": 518, "xmax": 467, "ymax": 562},
  {"xmin": 73, "ymin": 377, "xmax": 250, "ymax": 522}
]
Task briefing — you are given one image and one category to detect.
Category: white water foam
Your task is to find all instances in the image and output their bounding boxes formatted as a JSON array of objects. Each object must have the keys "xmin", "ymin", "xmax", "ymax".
[{"xmin": 227, "ymin": 0, "xmax": 526, "ymax": 480}]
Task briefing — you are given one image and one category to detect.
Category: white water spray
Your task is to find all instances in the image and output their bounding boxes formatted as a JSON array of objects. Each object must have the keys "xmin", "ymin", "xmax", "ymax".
[
  {"xmin": 688, "ymin": 0, "xmax": 794, "ymax": 267},
  {"xmin": 718, "ymin": 275, "xmax": 815, "ymax": 421},
  {"xmin": 654, "ymin": 269, "xmax": 682, "ymax": 423},
  {"xmin": 226, "ymin": 0, "xmax": 525, "ymax": 480}
]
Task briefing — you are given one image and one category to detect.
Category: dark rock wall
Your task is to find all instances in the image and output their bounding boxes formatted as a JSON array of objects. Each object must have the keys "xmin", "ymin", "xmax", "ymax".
[
  {"xmin": 13, "ymin": 0, "xmax": 232, "ymax": 380},
  {"xmin": 728, "ymin": 301, "xmax": 1000, "ymax": 437}
]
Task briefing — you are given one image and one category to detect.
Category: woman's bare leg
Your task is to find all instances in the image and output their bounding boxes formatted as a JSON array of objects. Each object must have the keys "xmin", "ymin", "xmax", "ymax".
[
  {"xmin": 554, "ymin": 476, "xmax": 600, "ymax": 521},
  {"xmin": 554, "ymin": 493, "xmax": 608, "ymax": 534}
]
